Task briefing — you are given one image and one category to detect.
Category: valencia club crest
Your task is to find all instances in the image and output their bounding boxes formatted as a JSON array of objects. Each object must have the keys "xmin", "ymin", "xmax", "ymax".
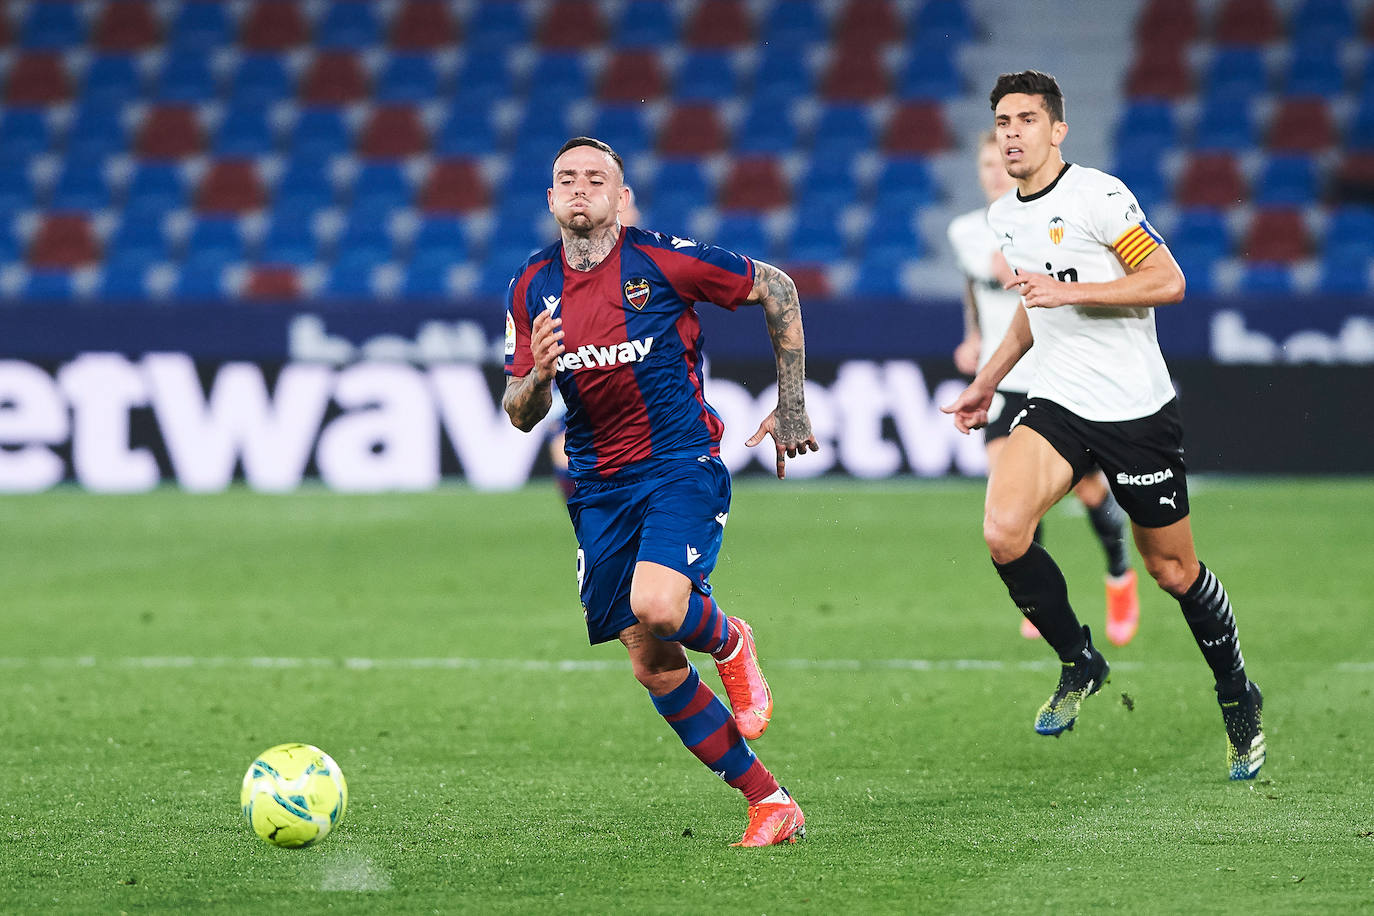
[{"xmin": 624, "ymin": 278, "xmax": 651, "ymax": 310}]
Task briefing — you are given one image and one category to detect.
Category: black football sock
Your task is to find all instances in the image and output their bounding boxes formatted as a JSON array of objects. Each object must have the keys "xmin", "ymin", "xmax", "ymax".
[
  {"xmin": 1085, "ymin": 492, "xmax": 1131, "ymax": 578},
  {"xmin": 1032, "ymin": 521, "xmax": 1045, "ymax": 547},
  {"xmin": 993, "ymin": 543, "xmax": 1087, "ymax": 662},
  {"xmin": 1177, "ymin": 561, "xmax": 1247, "ymax": 695}
]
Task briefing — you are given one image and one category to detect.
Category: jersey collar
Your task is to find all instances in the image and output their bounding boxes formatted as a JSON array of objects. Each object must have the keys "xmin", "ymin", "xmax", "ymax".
[{"xmin": 1016, "ymin": 162, "xmax": 1073, "ymax": 203}]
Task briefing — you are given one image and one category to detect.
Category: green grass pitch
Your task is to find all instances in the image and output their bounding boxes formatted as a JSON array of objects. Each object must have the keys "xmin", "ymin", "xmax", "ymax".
[{"xmin": 1, "ymin": 477, "xmax": 1371, "ymax": 913}]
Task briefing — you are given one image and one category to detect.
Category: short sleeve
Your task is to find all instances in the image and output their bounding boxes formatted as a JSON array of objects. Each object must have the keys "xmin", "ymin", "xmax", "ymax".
[
  {"xmin": 1088, "ymin": 179, "xmax": 1167, "ymax": 269},
  {"xmin": 646, "ymin": 238, "xmax": 755, "ymax": 309},
  {"xmin": 504, "ymin": 271, "xmax": 532, "ymax": 377}
]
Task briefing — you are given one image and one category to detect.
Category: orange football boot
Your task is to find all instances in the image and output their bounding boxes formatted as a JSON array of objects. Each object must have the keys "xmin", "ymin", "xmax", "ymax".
[
  {"xmin": 1105, "ymin": 569, "xmax": 1140, "ymax": 647},
  {"xmin": 715, "ymin": 618, "xmax": 773, "ymax": 740},
  {"xmin": 732, "ymin": 789, "xmax": 805, "ymax": 847}
]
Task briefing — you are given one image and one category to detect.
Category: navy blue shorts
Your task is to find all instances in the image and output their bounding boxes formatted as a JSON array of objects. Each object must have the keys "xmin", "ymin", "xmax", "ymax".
[{"xmin": 567, "ymin": 456, "xmax": 732, "ymax": 645}]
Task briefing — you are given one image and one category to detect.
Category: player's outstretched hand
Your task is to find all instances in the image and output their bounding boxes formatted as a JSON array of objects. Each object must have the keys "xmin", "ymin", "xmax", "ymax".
[
  {"xmin": 940, "ymin": 383, "xmax": 993, "ymax": 434},
  {"xmin": 746, "ymin": 410, "xmax": 820, "ymax": 479},
  {"xmin": 530, "ymin": 310, "xmax": 565, "ymax": 383}
]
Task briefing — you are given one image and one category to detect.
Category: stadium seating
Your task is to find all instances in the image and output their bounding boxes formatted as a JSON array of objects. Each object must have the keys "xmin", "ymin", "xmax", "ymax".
[{"xmin": 0, "ymin": 0, "xmax": 1369, "ymax": 302}]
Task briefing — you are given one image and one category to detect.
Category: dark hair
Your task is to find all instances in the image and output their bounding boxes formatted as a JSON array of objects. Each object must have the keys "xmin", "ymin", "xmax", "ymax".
[
  {"xmin": 554, "ymin": 136, "xmax": 625, "ymax": 179},
  {"xmin": 989, "ymin": 70, "xmax": 1065, "ymax": 123}
]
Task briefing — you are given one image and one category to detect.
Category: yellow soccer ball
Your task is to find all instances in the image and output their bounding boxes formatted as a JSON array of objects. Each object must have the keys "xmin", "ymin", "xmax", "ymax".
[{"xmin": 240, "ymin": 743, "xmax": 348, "ymax": 848}]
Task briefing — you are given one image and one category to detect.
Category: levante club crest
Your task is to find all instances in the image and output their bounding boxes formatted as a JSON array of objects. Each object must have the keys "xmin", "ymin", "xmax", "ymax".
[{"xmin": 624, "ymin": 278, "xmax": 651, "ymax": 309}]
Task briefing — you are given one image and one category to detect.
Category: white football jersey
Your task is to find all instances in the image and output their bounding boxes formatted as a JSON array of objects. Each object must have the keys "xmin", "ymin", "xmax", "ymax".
[
  {"xmin": 947, "ymin": 207, "xmax": 1036, "ymax": 394},
  {"xmin": 987, "ymin": 163, "xmax": 1176, "ymax": 422}
]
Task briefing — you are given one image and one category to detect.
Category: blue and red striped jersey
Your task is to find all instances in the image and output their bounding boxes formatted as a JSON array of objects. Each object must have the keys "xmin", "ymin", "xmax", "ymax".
[{"xmin": 505, "ymin": 226, "xmax": 755, "ymax": 481}]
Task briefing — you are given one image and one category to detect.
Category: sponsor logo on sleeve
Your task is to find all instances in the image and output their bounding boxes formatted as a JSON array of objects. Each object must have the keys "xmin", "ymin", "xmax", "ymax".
[{"xmin": 504, "ymin": 311, "xmax": 516, "ymax": 356}]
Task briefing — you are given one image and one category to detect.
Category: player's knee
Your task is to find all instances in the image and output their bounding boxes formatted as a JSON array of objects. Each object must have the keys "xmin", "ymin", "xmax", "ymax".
[
  {"xmin": 1143, "ymin": 554, "xmax": 1194, "ymax": 596},
  {"xmin": 632, "ymin": 661, "xmax": 690, "ymax": 694},
  {"xmin": 629, "ymin": 587, "xmax": 683, "ymax": 633},
  {"xmin": 984, "ymin": 514, "xmax": 1034, "ymax": 564}
]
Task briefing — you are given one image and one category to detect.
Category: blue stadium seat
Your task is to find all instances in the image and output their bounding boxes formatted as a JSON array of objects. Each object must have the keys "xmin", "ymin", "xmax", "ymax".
[
  {"xmin": 259, "ymin": 214, "xmax": 320, "ymax": 265},
  {"xmin": 860, "ymin": 209, "xmax": 926, "ymax": 262},
  {"xmin": 1201, "ymin": 47, "xmax": 1269, "ymax": 102},
  {"xmin": 674, "ymin": 51, "xmax": 741, "ymax": 101},
  {"xmin": 454, "ymin": 48, "xmax": 514, "ymax": 104},
  {"xmin": 0, "ymin": 109, "xmax": 52, "ymax": 160},
  {"xmin": 173, "ymin": 257, "xmax": 230, "ymax": 299},
  {"xmin": 123, "ymin": 162, "xmax": 187, "ymax": 217},
  {"xmin": 273, "ymin": 160, "xmax": 338, "ymax": 211},
  {"xmin": 410, "ymin": 217, "xmax": 470, "ymax": 262},
  {"xmin": 0, "ymin": 169, "xmax": 37, "ymax": 215},
  {"xmin": 1110, "ymin": 155, "xmax": 1168, "ymax": 212},
  {"xmin": 733, "ymin": 100, "xmax": 800, "ymax": 154},
  {"xmin": 1254, "ymin": 155, "xmax": 1318, "ymax": 206},
  {"xmin": 21, "ymin": 2, "xmax": 86, "ymax": 49},
  {"xmin": 711, "ymin": 213, "xmax": 771, "ymax": 258},
  {"xmin": 475, "ymin": 257, "xmax": 523, "ymax": 295},
  {"xmin": 214, "ymin": 106, "xmax": 279, "ymax": 157},
  {"xmin": 23, "ymin": 270, "xmax": 79, "ymax": 301},
  {"xmin": 1316, "ymin": 252, "xmax": 1370, "ymax": 293},
  {"xmin": 913, "ymin": 0, "xmax": 976, "ymax": 44},
  {"xmin": 795, "ymin": 156, "xmax": 860, "ymax": 214},
  {"xmin": 316, "ymin": 3, "xmax": 384, "ymax": 49},
  {"xmin": 1283, "ymin": 41, "xmax": 1347, "ymax": 97},
  {"xmin": 1241, "ymin": 263, "xmax": 1295, "ymax": 295},
  {"xmin": 809, "ymin": 104, "xmax": 876, "ymax": 159},
  {"xmin": 154, "ymin": 50, "xmax": 220, "ymax": 102},
  {"xmin": 467, "ymin": 4, "xmax": 531, "ymax": 45},
  {"xmin": 894, "ymin": 41, "xmax": 963, "ymax": 99},
  {"xmin": 525, "ymin": 53, "xmax": 593, "ymax": 105},
  {"xmin": 650, "ymin": 159, "xmax": 713, "ymax": 226},
  {"xmin": 778, "ymin": 215, "xmax": 848, "ymax": 263},
  {"xmin": 588, "ymin": 105, "xmax": 655, "ymax": 159},
  {"xmin": 614, "ymin": 1, "xmax": 679, "ymax": 47},
  {"xmin": 1289, "ymin": 0, "xmax": 1355, "ymax": 45},
  {"xmin": 753, "ymin": 46, "xmax": 815, "ymax": 103},
  {"xmin": 81, "ymin": 54, "xmax": 143, "ymax": 106},
  {"xmin": 1345, "ymin": 97, "xmax": 1374, "ymax": 149},
  {"xmin": 486, "ymin": 202, "xmax": 549, "ymax": 260},
  {"xmin": 65, "ymin": 104, "xmax": 130, "ymax": 160},
  {"xmin": 375, "ymin": 54, "xmax": 443, "ymax": 102},
  {"xmin": 402, "ymin": 250, "xmax": 458, "ymax": 298},
  {"xmin": 335, "ymin": 209, "xmax": 397, "ymax": 262},
  {"xmin": 49, "ymin": 161, "xmax": 114, "ymax": 210},
  {"xmin": 229, "ymin": 54, "xmax": 295, "ymax": 106},
  {"xmin": 106, "ymin": 217, "xmax": 171, "ymax": 267},
  {"xmin": 509, "ymin": 99, "xmax": 577, "ymax": 160},
  {"xmin": 348, "ymin": 163, "xmax": 413, "ymax": 215},
  {"xmin": 1324, "ymin": 206, "xmax": 1374, "ymax": 259},
  {"xmin": 322, "ymin": 255, "xmax": 385, "ymax": 299},
  {"xmin": 289, "ymin": 108, "xmax": 353, "ymax": 159},
  {"xmin": 850, "ymin": 249, "xmax": 909, "ymax": 296},
  {"xmin": 97, "ymin": 262, "xmax": 153, "ymax": 300},
  {"xmin": 872, "ymin": 157, "xmax": 938, "ymax": 210},
  {"xmin": 183, "ymin": 217, "xmax": 248, "ymax": 263},
  {"xmin": 1191, "ymin": 96, "xmax": 1257, "ymax": 151},
  {"xmin": 167, "ymin": 2, "xmax": 232, "ymax": 50},
  {"xmin": 433, "ymin": 104, "xmax": 501, "ymax": 156},
  {"xmin": 1171, "ymin": 208, "xmax": 1233, "ymax": 265},
  {"xmin": 1114, "ymin": 100, "xmax": 1178, "ymax": 160},
  {"xmin": 760, "ymin": 1, "xmax": 827, "ymax": 46}
]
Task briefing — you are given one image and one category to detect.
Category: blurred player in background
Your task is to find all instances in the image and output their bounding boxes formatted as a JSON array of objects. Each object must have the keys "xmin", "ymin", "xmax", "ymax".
[
  {"xmin": 943, "ymin": 71, "xmax": 1265, "ymax": 780},
  {"xmin": 548, "ymin": 187, "xmax": 642, "ymax": 502},
  {"xmin": 504, "ymin": 137, "xmax": 819, "ymax": 844},
  {"xmin": 948, "ymin": 130, "xmax": 1140, "ymax": 646}
]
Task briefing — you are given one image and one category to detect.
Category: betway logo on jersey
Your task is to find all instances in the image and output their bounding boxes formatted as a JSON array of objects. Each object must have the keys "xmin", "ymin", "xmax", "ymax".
[
  {"xmin": 555, "ymin": 337, "xmax": 654, "ymax": 372},
  {"xmin": 1116, "ymin": 468, "xmax": 1174, "ymax": 486}
]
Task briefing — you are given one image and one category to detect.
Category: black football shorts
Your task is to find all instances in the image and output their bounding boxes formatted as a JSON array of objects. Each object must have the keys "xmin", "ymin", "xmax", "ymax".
[{"xmin": 1011, "ymin": 397, "xmax": 1190, "ymax": 528}]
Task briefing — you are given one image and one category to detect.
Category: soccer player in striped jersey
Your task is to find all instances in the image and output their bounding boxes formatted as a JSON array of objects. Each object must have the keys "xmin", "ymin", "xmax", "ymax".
[
  {"xmin": 504, "ymin": 138, "xmax": 818, "ymax": 844},
  {"xmin": 942, "ymin": 71, "xmax": 1265, "ymax": 780},
  {"xmin": 948, "ymin": 129, "xmax": 1140, "ymax": 646}
]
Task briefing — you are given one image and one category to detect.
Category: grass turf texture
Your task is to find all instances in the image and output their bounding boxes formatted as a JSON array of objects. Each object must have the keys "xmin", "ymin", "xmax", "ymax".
[{"xmin": 1, "ymin": 478, "xmax": 1371, "ymax": 914}]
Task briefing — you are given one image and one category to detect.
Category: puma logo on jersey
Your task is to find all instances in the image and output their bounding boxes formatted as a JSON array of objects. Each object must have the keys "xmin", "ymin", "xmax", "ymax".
[
  {"xmin": 1159, "ymin": 492, "xmax": 1178, "ymax": 508},
  {"xmin": 554, "ymin": 336, "xmax": 654, "ymax": 372},
  {"xmin": 1116, "ymin": 469, "xmax": 1175, "ymax": 486},
  {"xmin": 687, "ymin": 546, "xmax": 701, "ymax": 565}
]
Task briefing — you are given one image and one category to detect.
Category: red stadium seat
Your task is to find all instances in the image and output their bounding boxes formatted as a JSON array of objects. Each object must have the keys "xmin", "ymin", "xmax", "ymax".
[
  {"xmin": 300, "ymin": 51, "xmax": 370, "ymax": 104},
  {"xmin": 683, "ymin": 0, "xmax": 753, "ymax": 48},
  {"xmin": 240, "ymin": 2, "xmax": 310, "ymax": 51},
  {"xmin": 244, "ymin": 265, "xmax": 302, "ymax": 300},
  {"xmin": 1123, "ymin": 44, "xmax": 1191, "ymax": 99},
  {"xmin": 538, "ymin": 0, "xmax": 606, "ymax": 48},
  {"xmin": 832, "ymin": 0, "xmax": 903, "ymax": 49},
  {"xmin": 820, "ymin": 47, "xmax": 891, "ymax": 101},
  {"xmin": 390, "ymin": 1, "xmax": 459, "ymax": 49},
  {"xmin": 418, "ymin": 159, "xmax": 489, "ymax": 213},
  {"xmin": 718, "ymin": 157, "xmax": 791, "ymax": 210},
  {"xmin": 136, "ymin": 105, "xmax": 205, "ymax": 158},
  {"xmin": 29, "ymin": 214, "xmax": 100, "ymax": 268},
  {"xmin": 1134, "ymin": 0, "xmax": 1200, "ymax": 48},
  {"xmin": 657, "ymin": 103, "xmax": 729, "ymax": 155},
  {"xmin": 882, "ymin": 102, "xmax": 952, "ymax": 153},
  {"xmin": 1332, "ymin": 152, "xmax": 1374, "ymax": 204},
  {"xmin": 598, "ymin": 50, "xmax": 667, "ymax": 102},
  {"xmin": 778, "ymin": 264, "xmax": 831, "ymax": 297},
  {"xmin": 1212, "ymin": 0, "xmax": 1280, "ymax": 44},
  {"xmin": 1267, "ymin": 98, "xmax": 1336, "ymax": 152},
  {"xmin": 357, "ymin": 105, "xmax": 429, "ymax": 159},
  {"xmin": 1241, "ymin": 208, "xmax": 1310, "ymax": 262},
  {"xmin": 92, "ymin": 0, "xmax": 161, "ymax": 51},
  {"xmin": 196, "ymin": 160, "xmax": 267, "ymax": 213},
  {"xmin": 5, "ymin": 53, "xmax": 72, "ymax": 104},
  {"xmin": 1175, "ymin": 153, "xmax": 1246, "ymax": 207}
]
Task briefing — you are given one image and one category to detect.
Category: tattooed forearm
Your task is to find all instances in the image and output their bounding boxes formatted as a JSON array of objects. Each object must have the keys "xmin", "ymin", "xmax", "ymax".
[
  {"xmin": 752, "ymin": 260, "xmax": 807, "ymax": 430},
  {"xmin": 503, "ymin": 374, "xmax": 553, "ymax": 432}
]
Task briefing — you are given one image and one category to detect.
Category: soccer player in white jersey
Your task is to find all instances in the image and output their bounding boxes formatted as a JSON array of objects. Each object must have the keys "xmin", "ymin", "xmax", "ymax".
[
  {"xmin": 942, "ymin": 71, "xmax": 1265, "ymax": 780},
  {"xmin": 948, "ymin": 130, "xmax": 1140, "ymax": 646}
]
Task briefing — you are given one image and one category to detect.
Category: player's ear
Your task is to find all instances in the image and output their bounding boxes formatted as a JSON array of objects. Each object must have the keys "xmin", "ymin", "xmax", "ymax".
[
  {"xmin": 547, "ymin": 187, "xmax": 555, "ymax": 213},
  {"xmin": 1051, "ymin": 120, "xmax": 1068, "ymax": 148}
]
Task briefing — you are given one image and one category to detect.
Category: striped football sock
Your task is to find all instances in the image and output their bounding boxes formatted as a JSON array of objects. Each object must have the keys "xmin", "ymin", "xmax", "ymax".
[
  {"xmin": 1178, "ymin": 562, "xmax": 1247, "ymax": 693},
  {"xmin": 650, "ymin": 665, "xmax": 779, "ymax": 804},
  {"xmin": 663, "ymin": 593, "xmax": 740, "ymax": 659}
]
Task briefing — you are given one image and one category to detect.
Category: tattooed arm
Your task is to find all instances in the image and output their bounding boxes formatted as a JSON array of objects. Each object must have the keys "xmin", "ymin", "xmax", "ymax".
[
  {"xmin": 503, "ymin": 310, "xmax": 563, "ymax": 432},
  {"xmin": 741, "ymin": 259, "xmax": 820, "ymax": 479}
]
